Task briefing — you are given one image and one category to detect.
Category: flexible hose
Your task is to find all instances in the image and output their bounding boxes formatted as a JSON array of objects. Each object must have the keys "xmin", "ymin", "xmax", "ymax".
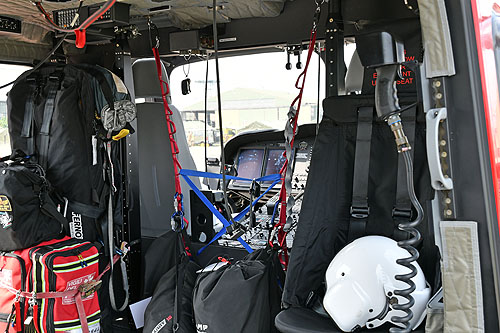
[{"xmin": 389, "ymin": 150, "xmax": 423, "ymax": 333}]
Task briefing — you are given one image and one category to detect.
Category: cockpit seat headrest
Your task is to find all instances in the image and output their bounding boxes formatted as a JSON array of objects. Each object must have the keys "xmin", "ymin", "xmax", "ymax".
[{"xmin": 132, "ymin": 58, "xmax": 171, "ymax": 102}]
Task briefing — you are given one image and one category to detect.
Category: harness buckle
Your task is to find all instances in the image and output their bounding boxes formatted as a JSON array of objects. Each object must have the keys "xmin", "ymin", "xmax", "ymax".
[
  {"xmin": 392, "ymin": 208, "xmax": 412, "ymax": 219},
  {"xmin": 78, "ymin": 280, "xmax": 102, "ymax": 299},
  {"xmin": 350, "ymin": 205, "xmax": 370, "ymax": 219}
]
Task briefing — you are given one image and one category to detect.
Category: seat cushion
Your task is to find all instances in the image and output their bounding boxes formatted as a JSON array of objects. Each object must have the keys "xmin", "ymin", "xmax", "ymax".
[
  {"xmin": 275, "ymin": 307, "xmax": 426, "ymax": 333},
  {"xmin": 275, "ymin": 307, "xmax": 338, "ymax": 333}
]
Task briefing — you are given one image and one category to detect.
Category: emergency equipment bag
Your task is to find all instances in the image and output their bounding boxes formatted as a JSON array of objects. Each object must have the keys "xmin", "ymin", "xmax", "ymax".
[
  {"xmin": 27, "ymin": 238, "xmax": 101, "ymax": 333},
  {"xmin": 0, "ymin": 237, "xmax": 68, "ymax": 333},
  {"xmin": 0, "ymin": 155, "xmax": 67, "ymax": 251}
]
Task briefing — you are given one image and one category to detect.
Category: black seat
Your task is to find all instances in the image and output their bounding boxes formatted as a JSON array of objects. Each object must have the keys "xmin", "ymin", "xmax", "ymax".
[{"xmin": 275, "ymin": 45, "xmax": 438, "ymax": 331}]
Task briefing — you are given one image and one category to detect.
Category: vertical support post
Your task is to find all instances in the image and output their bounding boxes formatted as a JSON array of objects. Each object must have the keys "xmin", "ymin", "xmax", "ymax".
[
  {"xmin": 325, "ymin": 0, "xmax": 345, "ymax": 97},
  {"xmin": 115, "ymin": 38, "xmax": 142, "ymax": 303}
]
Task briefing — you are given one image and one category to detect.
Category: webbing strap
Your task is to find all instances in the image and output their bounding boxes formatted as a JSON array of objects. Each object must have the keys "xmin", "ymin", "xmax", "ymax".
[
  {"xmin": 178, "ymin": 169, "xmax": 280, "ymax": 254},
  {"xmin": 180, "ymin": 168, "xmax": 280, "ymax": 183},
  {"xmin": 21, "ymin": 83, "xmax": 37, "ymax": 156},
  {"xmin": 180, "ymin": 173, "xmax": 254, "ymax": 254},
  {"xmin": 39, "ymin": 77, "xmax": 59, "ymax": 169},
  {"xmin": 67, "ymin": 199, "xmax": 106, "ymax": 219},
  {"xmin": 274, "ymin": 23, "xmax": 319, "ymax": 269},
  {"xmin": 152, "ymin": 47, "xmax": 183, "ymax": 215},
  {"xmin": 41, "ymin": 196, "xmax": 69, "ymax": 235},
  {"xmin": 173, "ymin": 232, "xmax": 187, "ymax": 332},
  {"xmin": 393, "ymin": 106, "xmax": 417, "ymax": 239},
  {"xmin": 348, "ymin": 107, "xmax": 373, "ymax": 242}
]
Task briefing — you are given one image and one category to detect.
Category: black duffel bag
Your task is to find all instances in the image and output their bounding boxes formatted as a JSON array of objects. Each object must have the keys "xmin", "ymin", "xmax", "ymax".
[
  {"xmin": 192, "ymin": 248, "xmax": 285, "ymax": 333},
  {"xmin": 0, "ymin": 154, "xmax": 67, "ymax": 251}
]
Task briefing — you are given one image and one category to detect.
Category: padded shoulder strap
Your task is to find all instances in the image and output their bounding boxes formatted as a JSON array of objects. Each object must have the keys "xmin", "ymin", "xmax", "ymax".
[
  {"xmin": 39, "ymin": 75, "xmax": 60, "ymax": 169},
  {"xmin": 348, "ymin": 107, "xmax": 373, "ymax": 242},
  {"xmin": 21, "ymin": 81, "xmax": 38, "ymax": 156}
]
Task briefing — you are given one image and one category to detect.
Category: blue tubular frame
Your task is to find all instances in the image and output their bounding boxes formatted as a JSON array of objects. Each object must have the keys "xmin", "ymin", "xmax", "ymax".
[{"xmin": 179, "ymin": 169, "xmax": 281, "ymax": 255}]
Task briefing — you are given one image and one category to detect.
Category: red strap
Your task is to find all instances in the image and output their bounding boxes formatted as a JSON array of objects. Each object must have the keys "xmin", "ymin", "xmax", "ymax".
[
  {"xmin": 75, "ymin": 293, "xmax": 89, "ymax": 333},
  {"xmin": 75, "ymin": 30, "xmax": 87, "ymax": 49},
  {"xmin": 152, "ymin": 47, "xmax": 184, "ymax": 212},
  {"xmin": 274, "ymin": 29, "xmax": 318, "ymax": 269}
]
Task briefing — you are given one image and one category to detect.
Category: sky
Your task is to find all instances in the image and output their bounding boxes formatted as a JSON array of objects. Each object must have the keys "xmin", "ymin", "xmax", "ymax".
[
  {"xmin": 0, "ymin": 65, "xmax": 31, "ymax": 101},
  {"xmin": 169, "ymin": 44, "xmax": 356, "ymax": 112}
]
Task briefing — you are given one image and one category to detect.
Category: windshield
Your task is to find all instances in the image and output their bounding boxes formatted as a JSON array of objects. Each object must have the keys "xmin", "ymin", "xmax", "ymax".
[
  {"xmin": 0, "ymin": 64, "xmax": 31, "ymax": 157},
  {"xmin": 170, "ymin": 51, "xmax": 326, "ymax": 169}
]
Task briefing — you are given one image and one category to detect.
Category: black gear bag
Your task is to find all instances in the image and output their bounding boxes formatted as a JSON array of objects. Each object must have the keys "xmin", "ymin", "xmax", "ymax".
[
  {"xmin": 143, "ymin": 231, "xmax": 199, "ymax": 333},
  {"xmin": 7, "ymin": 65, "xmax": 134, "ymax": 243},
  {"xmin": 192, "ymin": 248, "xmax": 284, "ymax": 333},
  {"xmin": 0, "ymin": 153, "xmax": 67, "ymax": 251}
]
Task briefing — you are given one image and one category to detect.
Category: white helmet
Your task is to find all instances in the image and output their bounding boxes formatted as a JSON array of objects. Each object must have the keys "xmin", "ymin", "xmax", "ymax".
[{"xmin": 323, "ymin": 236, "xmax": 431, "ymax": 332}]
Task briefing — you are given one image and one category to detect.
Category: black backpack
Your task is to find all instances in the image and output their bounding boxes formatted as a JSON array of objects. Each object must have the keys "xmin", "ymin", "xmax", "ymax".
[
  {"xmin": 7, "ymin": 64, "xmax": 133, "ymax": 243},
  {"xmin": 0, "ymin": 154, "xmax": 67, "ymax": 251},
  {"xmin": 192, "ymin": 248, "xmax": 285, "ymax": 333}
]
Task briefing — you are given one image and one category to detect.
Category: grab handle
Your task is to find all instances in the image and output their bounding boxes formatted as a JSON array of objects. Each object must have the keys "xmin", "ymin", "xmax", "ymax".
[{"xmin": 426, "ymin": 107, "xmax": 453, "ymax": 190}]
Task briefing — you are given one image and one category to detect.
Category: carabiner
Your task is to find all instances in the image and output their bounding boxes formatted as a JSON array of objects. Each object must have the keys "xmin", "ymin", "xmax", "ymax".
[{"xmin": 147, "ymin": 18, "xmax": 160, "ymax": 49}]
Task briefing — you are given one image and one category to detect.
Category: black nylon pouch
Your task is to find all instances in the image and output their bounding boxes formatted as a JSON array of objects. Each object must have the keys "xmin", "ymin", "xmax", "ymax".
[
  {"xmin": 143, "ymin": 260, "xmax": 200, "ymax": 333},
  {"xmin": 0, "ymin": 161, "xmax": 65, "ymax": 251},
  {"xmin": 192, "ymin": 249, "xmax": 283, "ymax": 333}
]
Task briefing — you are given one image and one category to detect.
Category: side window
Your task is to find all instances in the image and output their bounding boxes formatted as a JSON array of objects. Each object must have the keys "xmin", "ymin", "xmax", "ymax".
[
  {"xmin": 0, "ymin": 64, "xmax": 31, "ymax": 157},
  {"xmin": 169, "ymin": 52, "xmax": 326, "ymax": 170}
]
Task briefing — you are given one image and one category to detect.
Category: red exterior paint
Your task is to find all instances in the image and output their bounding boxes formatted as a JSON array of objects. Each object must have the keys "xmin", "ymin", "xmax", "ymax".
[{"xmin": 471, "ymin": 0, "xmax": 500, "ymax": 236}]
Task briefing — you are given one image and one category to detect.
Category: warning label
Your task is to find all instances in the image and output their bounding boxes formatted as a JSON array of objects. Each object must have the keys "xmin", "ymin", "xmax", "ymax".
[
  {"xmin": 370, "ymin": 50, "xmax": 416, "ymax": 87},
  {"xmin": 0, "ymin": 269, "xmax": 12, "ymax": 288},
  {"xmin": 63, "ymin": 273, "xmax": 96, "ymax": 305}
]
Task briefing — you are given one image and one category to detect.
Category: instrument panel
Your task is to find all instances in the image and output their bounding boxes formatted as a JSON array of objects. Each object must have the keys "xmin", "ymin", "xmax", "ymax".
[
  {"xmin": 191, "ymin": 124, "xmax": 317, "ymax": 250},
  {"xmin": 229, "ymin": 139, "xmax": 314, "ymax": 194}
]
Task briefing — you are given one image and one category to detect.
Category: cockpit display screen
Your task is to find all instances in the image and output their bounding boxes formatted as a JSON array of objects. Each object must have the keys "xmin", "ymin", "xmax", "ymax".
[
  {"xmin": 264, "ymin": 149, "xmax": 286, "ymax": 179},
  {"xmin": 235, "ymin": 149, "xmax": 264, "ymax": 182}
]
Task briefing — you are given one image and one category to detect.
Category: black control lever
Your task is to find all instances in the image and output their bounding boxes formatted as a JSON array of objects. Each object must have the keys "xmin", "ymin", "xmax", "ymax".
[{"xmin": 375, "ymin": 64, "xmax": 400, "ymax": 119}]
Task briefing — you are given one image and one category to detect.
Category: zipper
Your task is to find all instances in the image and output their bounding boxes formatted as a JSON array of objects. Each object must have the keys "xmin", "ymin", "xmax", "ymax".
[{"xmin": 28, "ymin": 238, "xmax": 75, "ymax": 292}]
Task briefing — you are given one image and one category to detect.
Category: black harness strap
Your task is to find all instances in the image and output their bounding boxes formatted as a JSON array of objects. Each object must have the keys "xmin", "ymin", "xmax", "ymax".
[
  {"xmin": 173, "ymin": 231, "xmax": 188, "ymax": 332},
  {"xmin": 348, "ymin": 107, "xmax": 373, "ymax": 242},
  {"xmin": 393, "ymin": 105, "xmax": 417, "ymax": 240},
  {"xmin": 39, "ymin": 75, "xmax": 60, "ymax": 169},
  {"xmin": 21, "ymin": 81, "xmax": 38, "ymax": 156}
]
